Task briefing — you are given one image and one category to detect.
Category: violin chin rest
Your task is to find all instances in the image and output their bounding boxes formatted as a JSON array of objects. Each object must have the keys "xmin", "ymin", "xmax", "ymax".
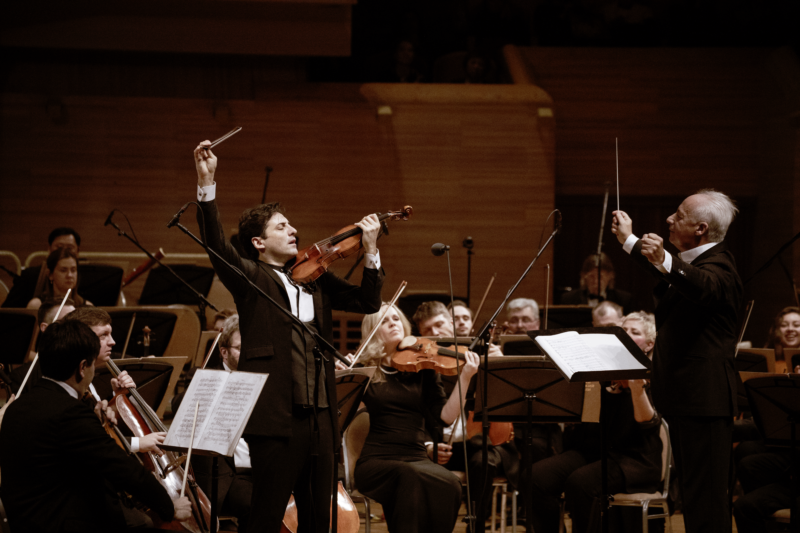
[{"xmin": 398, "ymin": 336, "xmax": 417, "ymax": 350}]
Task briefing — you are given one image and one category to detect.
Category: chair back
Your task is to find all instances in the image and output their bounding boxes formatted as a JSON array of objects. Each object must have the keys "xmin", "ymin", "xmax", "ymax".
[
  {"xmin": 342, "ymin": 408, "xmax": 370, "ymax": 492},
  {"xmin": 659, "ymin": 418, "xmax": 672, "ymax": 497}
]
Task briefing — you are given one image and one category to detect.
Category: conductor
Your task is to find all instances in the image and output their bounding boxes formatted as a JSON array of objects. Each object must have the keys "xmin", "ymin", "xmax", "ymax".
[
  {"xmin": 193, "ymin": 141, "xmax": 384, "ymax": 532},
  {"xmin": 612, "ymin": 189, "xmax": 742, "ymax": 533}
]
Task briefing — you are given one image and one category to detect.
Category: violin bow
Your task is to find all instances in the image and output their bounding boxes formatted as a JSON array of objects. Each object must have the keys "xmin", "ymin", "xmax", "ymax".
[
  {"xmin": 348, "ymin": 281, "xmax": 407, "ymax": 369},
  {"xmin": 469, "ymin": 273, "xmax": 497, "ymax": 336},
  {"xmin": 544, "ymin": 264, "xmax": 551, "ymax": 330},
  {"xmin": 120, "ymin": 312, "xmax": 136, "ymax": 359},
  {"xmin": 734, "ymin": 300, "xmax": 755, "ymax": 358},
  {"xmin": 181, "ymin": 400, "xmax": 200, "ymax": 497},
  {"xmin": 201, "ymin": 332, "xmax": 223, "ymax": 370},
  {"xmin": 17, "ymin": 289, "xmax": 71, "ymax": 398}
]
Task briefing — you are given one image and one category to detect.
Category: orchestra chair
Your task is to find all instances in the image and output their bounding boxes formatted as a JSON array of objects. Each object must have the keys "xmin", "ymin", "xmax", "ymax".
[
  {"xmin": 0, "ymin": 250, "xmax": 21, "ymax": 307},
  {"xmin": 450, "ymin": 471, "xmax": 518, "ymax": 533},
  {"xmin": 608, "ymin": 419, "xmax": 673, "ymax": 533},
  {"xmin": 342, "ymin": 408, "xmax": 374, "ymax": 533},
  {"xmin": 0, "ymin": 280, "xmax": 8, "ymax": 308}
]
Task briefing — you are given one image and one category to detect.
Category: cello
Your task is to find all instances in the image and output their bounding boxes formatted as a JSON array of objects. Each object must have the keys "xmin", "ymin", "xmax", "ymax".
[{"xmin": 107, "ymin": 358, "xmax": 214, "ymax": 532}]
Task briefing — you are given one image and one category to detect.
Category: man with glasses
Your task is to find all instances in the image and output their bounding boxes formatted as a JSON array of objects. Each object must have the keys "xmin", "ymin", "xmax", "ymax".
[{"xmin": 504, "ymin": 298, "xmax": 540, "ymax": 334}]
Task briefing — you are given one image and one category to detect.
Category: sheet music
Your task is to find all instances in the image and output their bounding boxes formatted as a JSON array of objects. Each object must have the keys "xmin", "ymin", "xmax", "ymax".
[
  {"xmin": 536, "ymin": 331, "xmax": 645, "ymax": 379},
  {"xmin": 164, "ymin": 369, "xmax": 228, "ymax": 450},
  {"xmin": 196, "ymin": 372, "xmax": 268, "ymax": 455}
]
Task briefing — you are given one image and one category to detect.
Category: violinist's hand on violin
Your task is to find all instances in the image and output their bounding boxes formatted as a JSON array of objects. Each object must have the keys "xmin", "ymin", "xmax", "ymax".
[
  {"xmin": 426, "ymin": 442, "xmax": 453, "ymax": 465},
  {"xmin": 611, "ymin": 210, "xmax": 632, "ymax": 244},
  {"xmin": 172, "ymin": 496, "xmax": 193, "ymax": 521},
  {"xmin": 335, "ymin": 353, "xmax": 355, "ymax": 371},
  {"xmin": 94, "ymin": 399, "xmax": 118, "ymax": 426},
  {"xmin": 110, "ymin": 370, "xmax": 136, "ymax": 393},
  {"xmin": 462, "ymin": 350, "xmax": 480, "ymax": 382},
  {"xmin": 355, "ymin": 214, "xmax": 381, "ymax": 255},
  {"xmin": 641, "ymin": 233, "xmax": 666, "ymax": 265},
  {"xmin": 139, "ymin": 431, "xmax": 166, "ymax": 456},
  {"xmin": 194, "ymin": 141, "xmax": 217, "ymax": 188}
]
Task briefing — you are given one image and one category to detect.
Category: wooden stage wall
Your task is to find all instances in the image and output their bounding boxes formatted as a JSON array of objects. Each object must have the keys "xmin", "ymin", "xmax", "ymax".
[{"xmin": 0, "ymin": 83, "xmax": 556, "ymax": 320}]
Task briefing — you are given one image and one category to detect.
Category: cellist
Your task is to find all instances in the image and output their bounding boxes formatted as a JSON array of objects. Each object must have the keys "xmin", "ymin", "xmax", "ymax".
[
  {"xmin": 193, "ymin": 140, "xmax": 384, "ymax": 533},
  {"xmin": 0, "ymin": 319, "xmax": 192, "ymax": 532}
]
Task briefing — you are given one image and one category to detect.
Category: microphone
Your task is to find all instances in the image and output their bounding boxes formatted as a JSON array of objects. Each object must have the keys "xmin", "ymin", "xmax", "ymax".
[
  {"xmin": 431, "ymin": 243, "xmax": 450, "ymax": 257},
  {"xmin": 104, "ymin": 209, "xmax": 117, "ymax": 227},
  {"xmin": 167, "ymin": 202, "xmax": 191, "ymax": 229}
]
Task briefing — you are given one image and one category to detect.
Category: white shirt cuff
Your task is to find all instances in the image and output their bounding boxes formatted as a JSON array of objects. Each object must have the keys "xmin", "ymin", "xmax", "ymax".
[
  {"xmin": 130, "ymin": 437, "xmax": 139, "ymax": 453},
  {"xmin": 198, "ymin": 183, "xmax": 216, "ymax": 202},
  {"xmin": 622, "ymin": 234, "xmax": 638, "ymax": 254},
  {"xmin": 657, "ymin": 252, "xmax": 672, "ymax": 273},
  {"xmin": 365, "ymin": 251, "xmax": 381, "ymax": 270}
]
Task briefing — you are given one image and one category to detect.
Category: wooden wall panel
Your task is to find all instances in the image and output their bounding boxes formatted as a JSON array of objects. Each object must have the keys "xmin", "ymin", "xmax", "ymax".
[{"xmin": 0, "ymin": 83, "xmax": 556, "ymax": 323}]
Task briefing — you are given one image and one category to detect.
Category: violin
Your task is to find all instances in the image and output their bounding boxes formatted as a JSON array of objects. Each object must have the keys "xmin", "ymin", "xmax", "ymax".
[
  {"xmin": 392, "ymin": 336, "xmax": 468, "ymax": 376},
  {"xmin": 280, "ymin": 481, "xmax": 359, "ymax": 533},
  {"xmin": 107, "ymin": 359, "xmax": 213, "ymax": 533},
  {"xmin": 289, "ymin": 206, "xmax": 412, "ymax": 285}
]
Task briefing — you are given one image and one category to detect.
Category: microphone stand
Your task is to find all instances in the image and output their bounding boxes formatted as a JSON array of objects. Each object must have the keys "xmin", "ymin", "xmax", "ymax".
[
  {"xmin": 596, "ymin": 184, "xmax": 610, "ymax": 301},
  {"xmin": 464, "ymin": 237, "xmax": 474, "ymax": 306},
  {"xmin": 467, "ymin": 218, "xmax": 560, "ymax": 532},
  {"xmin": 105, "ymin": 216, "xmax": 219, "ymax": 319}
]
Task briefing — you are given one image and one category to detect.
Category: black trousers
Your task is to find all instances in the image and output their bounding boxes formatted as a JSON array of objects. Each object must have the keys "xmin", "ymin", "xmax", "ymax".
[
  {"xmin": 526, "ymin": 449, "xmax": 626, "ymax": 533},
  {"xmin": 667, "ymin": 415, "xmax": 732, "ymax": 533},
  {"xmin": 244, "ymin": 407, "xmax": 333, "ymax": 533},
  {"xmin": 733, "ymin": 450, "xmax": 796, "ymax": 533}
]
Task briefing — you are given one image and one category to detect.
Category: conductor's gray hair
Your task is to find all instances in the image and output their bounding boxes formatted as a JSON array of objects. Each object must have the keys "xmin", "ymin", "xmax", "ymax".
[
  {"xmin": 691, "ymin": 189, "xmax": 738, "ymax": 242},
  {"xmin": 506, "ymin": 298, "xmax": 539, "ymax": 316}
]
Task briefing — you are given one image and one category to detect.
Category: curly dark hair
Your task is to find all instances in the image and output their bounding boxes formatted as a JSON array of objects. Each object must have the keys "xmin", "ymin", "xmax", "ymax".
[{"xmin": 238, "ymin": 202, "xmax": 285, "ymax": 260}]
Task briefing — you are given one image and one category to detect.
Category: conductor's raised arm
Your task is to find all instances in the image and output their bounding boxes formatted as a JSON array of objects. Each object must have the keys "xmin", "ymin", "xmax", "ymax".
[{"xmin": 194, "ymin": 141, "xmax": 217, "ymax": 188}]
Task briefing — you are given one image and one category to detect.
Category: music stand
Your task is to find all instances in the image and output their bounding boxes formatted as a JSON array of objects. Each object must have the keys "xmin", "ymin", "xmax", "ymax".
[
  {"xmin": 139, "ymin": 265, "xmax": 215, "ymax": 306},
  {"xmin": 788, "ymin": 350, "xmax": 800, "ymax": 373},
  {"xmin": 471, "ymin": 356, "xmax": 600, "ymax": 533},
  {"xmin": 0, "ymin": 309, "xmax": 38, "ymax": 365},
  {"xmin": 744, "ymin": 373, "xmax": 800, "ymax": 528},
  {"xmin": 106, "ymin": 310, "xmax": 178, "ymax": 358},
  {"xmin": 78, "ymin": 264, "xmax": 124, "ymax": 306},
  {"xmin": 94, "ymin": 357, "xmax": 184, "ymax": 417},
  {"xmin": 733, "ymin": 350, "xmax": 769, "ymax": 412},
  {"xmin": 500, "ymin": 334, "xmax": 543, "ymax": 356},
  {"xmin": 335, "ymin": 367, "xmax": 375, "ymax": 434},
  {"xmin": 530, "ymin": 327, "xmax": 651, "ymax": 533}
]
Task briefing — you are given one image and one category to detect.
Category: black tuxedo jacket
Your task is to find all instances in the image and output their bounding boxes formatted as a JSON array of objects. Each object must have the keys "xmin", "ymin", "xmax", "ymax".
[
  {"xmin": 0, "ymin": 380, "xmax": 174, "ymax": 533},
  {"xmin": 629, "ymin": 240, "xmax": 742, "ymax": 417},
  {"xmin": 198, "ymin": 200, "xmax": 384, "ymax": 439},
  {"xmin": 1, "ymin": 265, "xmax": 40, "ymax": 308}
]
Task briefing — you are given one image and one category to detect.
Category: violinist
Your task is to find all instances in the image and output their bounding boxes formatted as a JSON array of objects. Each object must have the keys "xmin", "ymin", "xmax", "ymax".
[
  {"xmin": 193, "ymin": 141, "xmax": 384, "ymax": 533},
  {"xmin": 2, "ymin": 227, "xmax": 80, "ymax": 309},
  {"xmin": 558, "ymin": 253, "xmax": 633, "ymax": 314},
  {"xmin": 503, "ymin": 298, "xmax": 540, "ymax": 334},
  {"xmin": 0, "ymin": 319, "xmax": 191, "ymax": 532},
  {"xmin": 527, "ymin": 312, "xmax": 662, "ymax": 533},
  {"xmin": 26, "ymin": 248, "xmax": 91, "ymax": 309},
  {"xmin": 446, "ymin": 300, "xmax": 503, "ymax": 356},
  {"xmin": 353, "ymin": 303, "xmax": 479, "ymax": 533},
  {"xmin": 592, "ymin": 301, "xmax": 623, "ymax": 327},
  {"xmin": 765, "ymin": 306, "xmax": 800, "ymax": 370}
]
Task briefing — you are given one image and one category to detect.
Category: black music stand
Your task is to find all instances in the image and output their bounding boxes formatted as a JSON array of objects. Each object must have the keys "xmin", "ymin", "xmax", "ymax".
[
  {"xmin": 471, "ymin": 356, "xmax": 601, "ymax": 532},
  {"xmin": 92, "ymin": 360, "xmax": 174, "ymax": 407},
  {"xmin": 335, "ymin": 367, "xmax": 375, "ymax": 434},
  {"xmin": 540, "ymin": 305, "xmax": 594, "ymax": 329},
  {"xmin": 78, "ymin": 264, "xmax": 124, "ymax": 306},
  {"xmin": 106, "ymin": 310, "xmax": 178, "ymax": 358},
  {"xmin": 0, "ymin": 310, "xmax": 37, "ymax": 366},
  {"xmin": 139, "ymin": 265, "xmax": 215, "ymax": 306},
  {"xmin": 529, "ymin": 327, "xmax": 651, "ymax": 533},
  {"xmin": 744, "ymin": 373, "xmax": 800, "ymax": 528}
]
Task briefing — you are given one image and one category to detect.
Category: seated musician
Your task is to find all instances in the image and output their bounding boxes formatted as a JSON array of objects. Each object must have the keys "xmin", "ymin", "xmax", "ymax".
[
  {"xmin": 592, "ymin": 301, "xmax": 623, "ymax": 327},
  {"xmin": 181, "ymin": 314, "xmax": 253, "ymax": 532},
  {"xmin": 504, "ymin": 297, "xmax": 540, "ymax": 334},
  {"xmin": 559, "ymin": 253, "xmax": 633, "ymax": 314},
  {"xmin": 765, "ymin": 306, "xmax": 800, "ymax": 371},
  {"xmin": 26, "ymin": 247, "xmax": 91, "ymax": 309},
  {"xmin": 447, "ymin": 299, "xmax": 504, "ymax": 356},
  {"xmin": 353, "ymin": 303, "xmax": 479, "ymax": 533},
  {"xmin": 526, "ymin": 311, "xmax": 662, "ymax": 533},
  {"xmin": 2, "ymin": 227, "xmax": 80, "ymax": 309},
  {"xmin": 0, "ymin": 319, "xmax": 192, "ymax": 532}
]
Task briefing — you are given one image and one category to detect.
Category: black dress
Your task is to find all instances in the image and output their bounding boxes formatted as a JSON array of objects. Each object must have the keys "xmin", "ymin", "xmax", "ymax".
[{"xmin": 355, "ymin": 368, "xmax": 463, "ymax": 533}]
